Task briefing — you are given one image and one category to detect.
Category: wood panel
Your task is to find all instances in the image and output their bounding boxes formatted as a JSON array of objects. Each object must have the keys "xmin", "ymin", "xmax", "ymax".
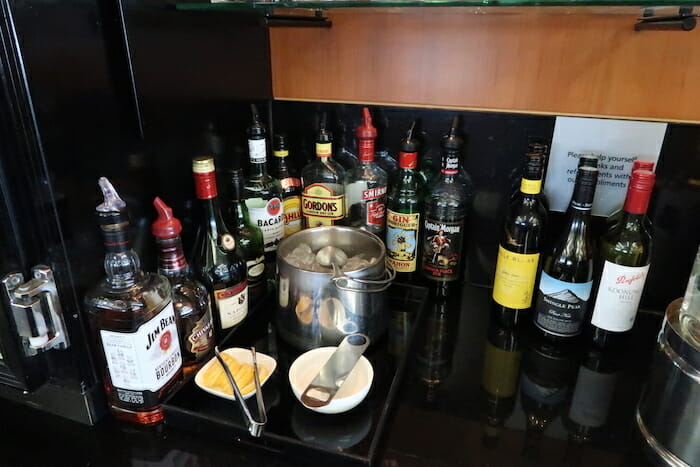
[{"xmin": 269, "ymin": 7, "xmax": 700, "ymax": 123}]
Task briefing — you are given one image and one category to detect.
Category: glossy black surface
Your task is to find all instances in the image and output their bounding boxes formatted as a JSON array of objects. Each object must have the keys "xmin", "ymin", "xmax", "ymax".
[{"xmin": 0, "ymin": 282, "xmax": 661, "ymax": 466}]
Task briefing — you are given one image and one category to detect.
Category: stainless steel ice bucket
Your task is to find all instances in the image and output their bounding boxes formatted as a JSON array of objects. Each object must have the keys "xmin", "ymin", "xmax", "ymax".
[
  {"xmin": 636, "ymin": 298, "xmax": 700, "ymax": 467},
  {"xmin": 276, "ymin": 226, "xmax": 394, "ymax": 350}
]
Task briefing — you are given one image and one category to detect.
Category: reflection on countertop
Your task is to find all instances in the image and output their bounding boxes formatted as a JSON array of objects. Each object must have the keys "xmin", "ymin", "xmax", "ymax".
[{"xmin": 1, "ymin": 283, "xmax": 662, "ymax": 467}]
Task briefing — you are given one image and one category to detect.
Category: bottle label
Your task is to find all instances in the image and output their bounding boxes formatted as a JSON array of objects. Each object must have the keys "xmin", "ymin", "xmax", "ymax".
[
  {"xmin": 441, "ymin": 155, "xmax": 459, "ymax": 175},
  {"xmin": 520, "ymin": 178, "xmax": 542, "ymax": 195},
  {"xmin": 358, "ymin": 140, "xmax": 375, "ymax": 163},
  {"xmin": 280, "ymin": 176, "xmax": 301, "ymax": 190},
  {"xmin": 215, "ymin": 281, "xmax": 248, "ymax": 329},
  {"xmin": 482, "ymin": 342, "xmax": 522, "ymax": 398},
  {"xmin": 246, "ymin": 255, "xmax": 266, "ymax": 280},
  {"xmin": 248, "ymin": 139, "xmax": 266, "ymax": 163},
  {"xmin": 363, "ymin": 186, "xmax": 387, "ymax": 226},
  {"xmin": 247, "ymin": 197, "xmax": 284, "ymax": 252},
  {"xmin": 492, "ymin": 246, "xmax": 540, "ymax": 309},
  {"xmin": 591, "ymin": 262, "xmax": 650, "ymax": 332},
  {"xmin": 302, "ymin": 184, "xmax": 344, "ymax": 227},
  {"xmin": 534, "ymin": 272, "xmax": 593, "ymax": 337},
  {"xmin": 399, "ymin": 152, "xmax": 418, "ymax": 169},
  {"xmin": 273, "ymin": 150, "xmax": 289, "ymax": 158},
  {"xmin": 282, "ymin": 196, "xmax": 303, "ymax": 235},
  {"xmin": 421, "ymin": 218, "xmax": 464, "ymax": 281},
  {"xmin": 316, "ymin": 143, "xmax": 332, "ymax": 157},
  {"xmin": 568, "ymin": 365, "xmax": 617, "ymax": 428},
  {"xmin": 188, "ymin": 308, "xmax": 215, "ymax": 356},
  {"xmin": 100, "ymin": 301, "xmax": 182, "ymax": 393},
  {"xmin": 386, "ymin": 210, "xmax": 420, "ymax": 272}
]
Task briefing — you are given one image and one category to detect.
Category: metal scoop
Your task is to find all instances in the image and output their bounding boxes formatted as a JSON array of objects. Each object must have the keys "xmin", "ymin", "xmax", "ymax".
[
  {"xmin": 300, "ymin": 333, "xmax": 370, "ymax": 408},
  {"xmin": 214, "ymin": 346, "xmax": 267, "ymax": 437}
]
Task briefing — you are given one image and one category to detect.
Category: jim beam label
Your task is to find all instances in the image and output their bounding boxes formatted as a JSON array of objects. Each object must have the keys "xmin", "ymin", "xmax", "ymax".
[
  {"xmin": 282, "ymin": 196, "xmax": 303, "ymax": 235},
  {"xmin": 534, "ymin": 272, "xmax": 593, "ymax": 337},
  {"xmin": 302, "ymin": 183, "xmax": 344, "ymax": 227},
  {"xmin": 187, "ymin": 308, "xmax": 214, "ymax": 357},
  {"xmin": 247, "ymin": 197, "xmax": 284, "ymax": 252},
  {"xmin": 421, "ymin": 218, "xmax": 464, "ymax": 281},
  {"xmin": 100, "ymin": 302, "xmax": 182, "ymax": 401},
  {"xmin": 362, "ymin": 186, "xmax": 387, "ymax": 226},
  {"xmin": 215, "ymin": 282, "xmax": 248, "ymax": 329},
  {"xmin": 386, "ymin": 210, "xmax": 420, "ymax": 273}
]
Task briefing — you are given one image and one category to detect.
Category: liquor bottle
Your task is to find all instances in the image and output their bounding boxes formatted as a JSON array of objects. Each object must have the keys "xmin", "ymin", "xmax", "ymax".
[
  {"xmin": 480, "ymin": 320, "xmax": 522, "ymax": 448},
  {"xmin": 533, "ymin": 166, "xmax": 598, "ymax": 340},
  {"xmin": 190, "ymin": 157, "xmax": 248, "ymax": 342},
  {"xmin": 605, "ymin": 159, "xmax": 655, "ymax": 229},
  {"xmin": 508, "ymin": 140, "xmax": 548, "ymax": 203},
  {"xmin": 589, "ymin": 170, "xmax": 655, "ymax": 347},
  {"xmin": 345, "ymin": 107, "xmax": 388, "ymax": 235},
  {"xmin": 563, "ymin": 346, "xmax": 619, "ymax": 444},
  {"xmin": 243, "ymin": 104, "xmax": 285, "ymax": 259},
  {"xmin": 152, "ymin": 197, "xmax": 214, "ymax": 373},
  {"xmin": 385, "ymin": 121, "xmax": 424, "ymax": 281},
  {"xmin": 492, "ymin": 151, "xmax": 548, "ymax": 327},
  {"xmin": 301, "ymin": 113, "xmax": 346, "ymax": 227},
  {"xmin": 272, "ymin": 134, "xmax": 303, "ymax": 236},
  {"xmin": 227, "ymin": 168, "xmax": 267, "ymax": 304},
  {"xmin": 421, "ymin": 116, "xmax": 469, "ymax": 283},
  {"xmin": 85, "ymin": 178, "xmax": 182, "ymax": 425}
]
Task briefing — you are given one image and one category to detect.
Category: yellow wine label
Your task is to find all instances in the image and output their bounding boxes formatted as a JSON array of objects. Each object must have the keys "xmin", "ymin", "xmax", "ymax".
[
  {"xmin": 492, "ymin": 246, "xmax": 540, "ymax": 309},
  {"xmin": 282, "ymin": 196, "xmax": 303, "ymax": 236},
  {"xmin": 386, "ymin": 211, "xmax": 420, "ymax": 273},
  {"xmin": 316, "ymin": 143, "xmax": 332, "ymax": 157},
  {"xmin": 273, "ymin": 150, "xmax": 289, "ymax": 158},
  {"xmin": 302, "ymin": 184, "xmax": 344, "ymax": 227},
  {"xmin": 520, "ymin": 178, "xmax": 542, "ymax": 195},
  {"xmin": 482, "ymin": 342, "xmax": 522, "ymax": 397}
]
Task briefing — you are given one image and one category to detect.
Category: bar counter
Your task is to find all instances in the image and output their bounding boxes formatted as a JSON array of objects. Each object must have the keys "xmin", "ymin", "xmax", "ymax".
[{"xmin": 2, "ymin": 284, "xmax": 662, "ymax": 467}]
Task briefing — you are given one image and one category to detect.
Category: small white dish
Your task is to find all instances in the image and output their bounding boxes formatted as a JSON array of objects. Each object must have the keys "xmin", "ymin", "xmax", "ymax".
[
  {"xmin": 195, "ymin": 348, "xmax": 276, "ymax": 401},
  {"xmin": 289, "ymin": 346, "xmax": 374, "ymax": 415}
]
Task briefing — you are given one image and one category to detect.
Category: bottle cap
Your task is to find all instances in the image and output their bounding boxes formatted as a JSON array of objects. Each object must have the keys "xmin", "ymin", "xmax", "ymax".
[
  {"xmin": 633, "ymin": 159, "xmax": 655, "ymax": 172},
  {"xmin": 578, "ymin": 152, "xmax": 599, "ymax": 168},
  {"xmin": 229, "ymin": 167, "xmax": 244, "ymax": 201},
  {"xmin": 192, "ymin": 156, "xmax": 215, "ymax": 173},
  {"xmin": 247, "ymin": 104, "xmax": 265, "ymax": 139},
  {"xmin": 523, "ymin": 153, "xmax": 545, "ymax": 180},
  {"xmin": 274, "ymin": 133, "xmax": 288, "ymax": 151},
  {"xmin": 400, "ymin": 121, "xmax": 419, "ymax": 153},
  {"xmin": 356, "ymin": 107, "xmax": 377, "ymax": 140},
  {"xmin": 624, "ymin": 169, "xmax": 655, "ymax": 214},
  {"xmin": 95, "ymin": 177, "xmax": 130, "ymax": 252},
  {"xmin": 399, "ymin": 121, "xmax": 419, "ymax": 169},
  {"xmin": 571, "ymin": 166, "xmax": 599, "ymax": 210},
  {"xmin": 151, "ymin": 197, "xmax": 182, "ymax": 239},
  {"xmin": 629, "ymin": 169, "xmax": 656, "ymax": 191},
  {"xmin": 441, "ymin": 116, "xmax": 463, "ymax": 151},
  {"xmin": 316, "ymin": 113, "xmax": 332, "ymax": 144}
]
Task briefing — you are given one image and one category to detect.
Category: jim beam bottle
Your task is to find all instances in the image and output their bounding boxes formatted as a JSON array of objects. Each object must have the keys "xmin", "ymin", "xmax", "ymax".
[
  {"xmin": 85, "ymin": 178, "xmax": 182, "ymax": 425},
  {"xmin": 301, "ymin": 113, "xmax": 346, "ymax": 228}
]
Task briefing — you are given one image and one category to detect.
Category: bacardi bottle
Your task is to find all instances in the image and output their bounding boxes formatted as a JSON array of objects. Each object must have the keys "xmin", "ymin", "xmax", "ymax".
[{"xmin": 85, "ymin": 178, "xmax": 182, "ymax": 425}]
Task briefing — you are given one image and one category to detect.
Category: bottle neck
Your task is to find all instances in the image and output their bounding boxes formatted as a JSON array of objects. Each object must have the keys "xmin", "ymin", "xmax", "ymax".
[
  {"xmin": 623, "ymin": 185, "xmax": 652, "ymax": 216},
  {"xmin": 156, "ymin": 236, "xmax": 189, "ymax": 277},
  {"xmin": 440, "ymin": 150, "xmax": 460, "ymax": 179},
  {"xmin": 358, "ymin": 138, "xmax": 375, "ymax": 164},
  {"xmin": 103, "ymin": 245, "xmax": 142, "ymax": 289},
  {"xmin": 274, "ymin": 150, "xmax": 291, "ymax": 175},
  {"xmin": 520, "ymin": 177, "xmax": 543, "ymax": 197},
  {"xmin": 248, "ymin": 138, "xmax": 268, "ymax": 175},
  {"xmin": 316, "ymin": 142, "xmax": 332, "ymax": 159}
]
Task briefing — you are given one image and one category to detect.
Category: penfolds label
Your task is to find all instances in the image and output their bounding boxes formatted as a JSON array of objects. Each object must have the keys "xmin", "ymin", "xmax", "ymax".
[
  {"xmin": 247, "ymin": 197, "xmax": 284, "ymax": 252},
  {"xmin": 421, "ymin": 218, "xmax": 464, "ymax": 281},
  {"xmin": 362, "ymin": 186, "xmax": 387, "ymax": 200},
  {"xmin": 215, "ymin": 281, "xmax": 248, "ymax": 329},
  {"xmin": 534, "ymin": 272, "xmax": 593, "ymax": 337},
  {"xmin": 386, "ymin": 211, "xmax": 420, "ymax": 273},
  {"xmin": 591, "ymin": 261, "xmax": 650, "ymax": 332},
  {"xmin": 100, "ymin": 302, "xmax": 182, "ymax": 394}
]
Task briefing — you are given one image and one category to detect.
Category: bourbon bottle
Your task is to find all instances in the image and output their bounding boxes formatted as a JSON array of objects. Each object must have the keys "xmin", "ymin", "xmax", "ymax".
[{"xmin": 85, "ymin": 178, "xmax": 183, "ymax": 425}]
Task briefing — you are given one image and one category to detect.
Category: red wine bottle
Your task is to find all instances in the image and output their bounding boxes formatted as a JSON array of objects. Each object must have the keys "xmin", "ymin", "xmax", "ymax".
[{"xmin": 190, "ymin": 157, "xmax": 248, "ymax": 342}]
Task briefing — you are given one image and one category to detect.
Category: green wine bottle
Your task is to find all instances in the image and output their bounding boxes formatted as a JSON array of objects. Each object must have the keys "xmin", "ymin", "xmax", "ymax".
[{"xmin": 386, "ymin": 121, "xmax": 424, "ymax": 282}]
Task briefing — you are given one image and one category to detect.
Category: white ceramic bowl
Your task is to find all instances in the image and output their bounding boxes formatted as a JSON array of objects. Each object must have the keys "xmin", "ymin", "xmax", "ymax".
[
  {"xmin": 195, "ymin": 348, "xmax": 276, "ymax": 401},
  {"xmin": 288, "ymin": 346, "xmax": 374, "ymax": 414}
]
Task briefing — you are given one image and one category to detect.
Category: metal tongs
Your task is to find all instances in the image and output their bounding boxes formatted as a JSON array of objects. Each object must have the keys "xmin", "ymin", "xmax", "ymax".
[{"xmin": 214, "ymin": 346, "xmax": 267, "ymax": 437}]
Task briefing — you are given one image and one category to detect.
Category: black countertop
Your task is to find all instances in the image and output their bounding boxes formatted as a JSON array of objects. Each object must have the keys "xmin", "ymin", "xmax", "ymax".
[{"xmin": 0, "ymin": 283, "xmax": 663, "ymax": 467}]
